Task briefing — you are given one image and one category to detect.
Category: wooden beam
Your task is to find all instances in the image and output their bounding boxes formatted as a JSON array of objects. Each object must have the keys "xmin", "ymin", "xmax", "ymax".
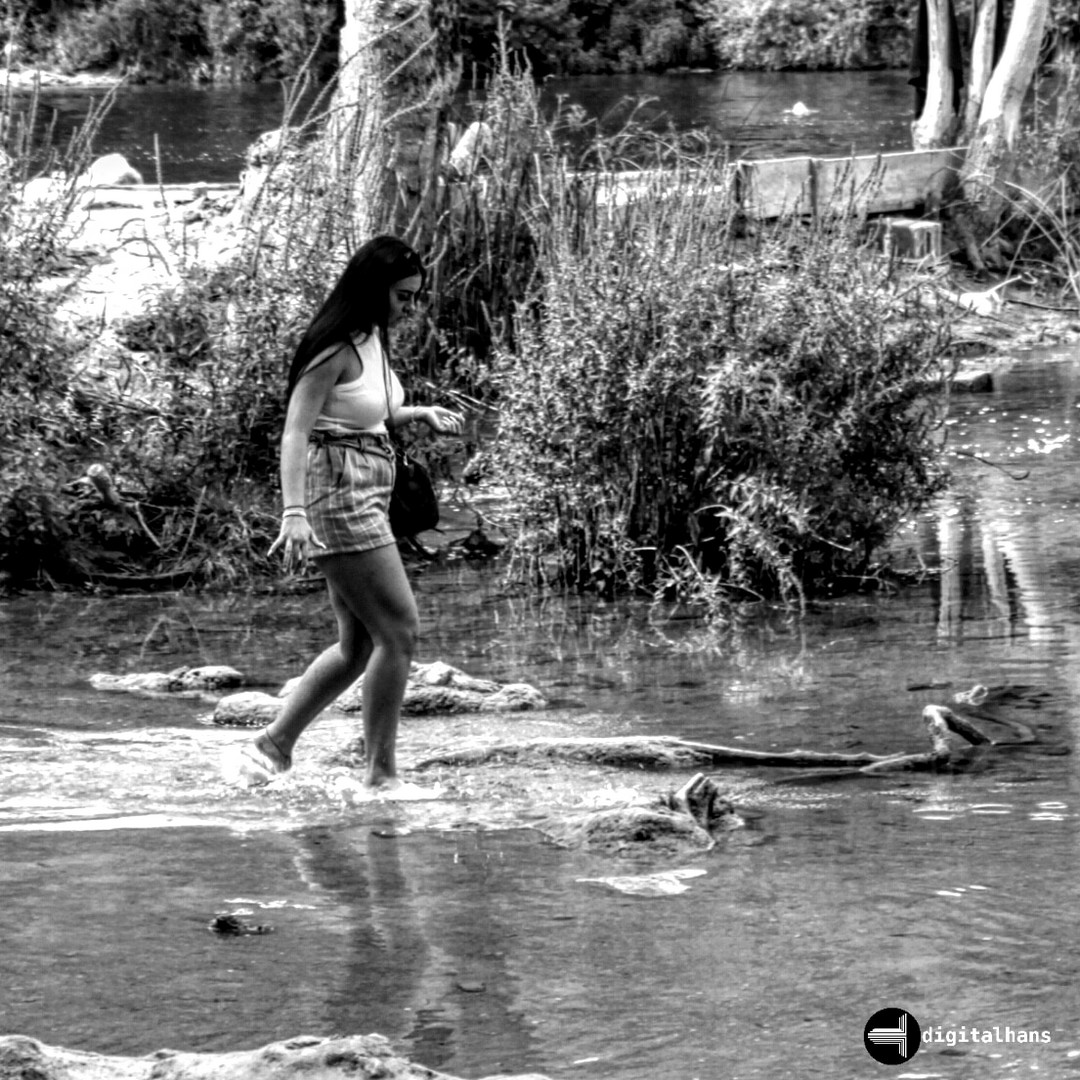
[{"xmin": 739, "ymin": 147, "xmax": 966, "ymax": 219}]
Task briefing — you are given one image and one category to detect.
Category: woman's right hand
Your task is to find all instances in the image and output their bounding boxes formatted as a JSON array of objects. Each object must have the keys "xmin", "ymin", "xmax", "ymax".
[{"xmin": 268, "ymin": 514, "xmax": 326, "ymax": 571}]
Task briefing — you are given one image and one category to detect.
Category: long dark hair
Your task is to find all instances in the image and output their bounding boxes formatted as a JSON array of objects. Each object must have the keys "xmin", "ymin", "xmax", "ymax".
[{"xmin": 285, "ymin": 235, "xmax": 425, "ymax": 403}]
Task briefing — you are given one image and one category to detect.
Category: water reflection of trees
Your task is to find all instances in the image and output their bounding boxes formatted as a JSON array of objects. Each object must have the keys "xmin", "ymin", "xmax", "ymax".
[{"xmin": 932, "ymin": 359, "xmax": 1080, "ymax": 645}]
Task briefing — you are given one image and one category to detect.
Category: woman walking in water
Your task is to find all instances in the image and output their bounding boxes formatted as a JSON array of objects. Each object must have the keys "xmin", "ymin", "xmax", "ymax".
[{"xmin": 226, "ymin": 236, "xmax": 463, "ymax": 797}]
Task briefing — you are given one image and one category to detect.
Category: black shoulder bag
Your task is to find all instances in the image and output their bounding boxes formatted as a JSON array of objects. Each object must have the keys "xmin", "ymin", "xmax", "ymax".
[
  {"xmin": 382, "ymin": 344, "xmax": 439, "ymax": 538},
  {"xmin": 389, "ymin": 444, "xmax": 439, "ymax": 537}
]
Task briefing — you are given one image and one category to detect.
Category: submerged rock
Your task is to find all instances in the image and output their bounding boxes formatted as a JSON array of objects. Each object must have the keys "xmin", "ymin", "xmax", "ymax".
[
  {"xmin": 210, "ymin": 661, "xmax": 547, "ymax": 725},
  {"xmin": 542, "ymin": 773, "xmax": 744, "ymax": 856},
  {"xmin": 90, "ymin": 665, "xmax": 244, "ymax": 695},
  {"xmin": 78, "ymin": 152, "xmax": 143, "ymax": 188},
  {"xmin": 211, "ymin": 690, "xmax": 282, "ymax": 727},
  {"xmin": 0, "ymin": 1033, "xmax": 552, "ymax": 1080},
  {"xmin": 91, "ymin": 660, "xmax": 544, "ymax": 723},
  {"xmin": 335, "ymin": 661, "xmax": 546, "ymax": 716}
]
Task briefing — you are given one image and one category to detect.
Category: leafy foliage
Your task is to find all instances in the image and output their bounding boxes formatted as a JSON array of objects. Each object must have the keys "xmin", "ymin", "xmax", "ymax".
[
  {"xmin": 19, "ymin": 0, "xmax": 336, "ymax": 82},
  {"xmin": 0, "ymin": 83, "xmax": 106, "ymax": 582},
  {"xmin": 457, "ymin": 0, "xmax": 909, "ymax": 77},
  {"xmin": 13, "ymin": 0, "xmax": 914, "ymax": 81},
  {"xmin": 1003, "ymin": 53, "xmax": 1080, "ymax": 304},
  {"xmin": 490, "ymin": 182, "xmax": 954, "ymax": 613},
  {"xmin": 711, "ymin": 0, "xmax": 878, "ymax": 72}
]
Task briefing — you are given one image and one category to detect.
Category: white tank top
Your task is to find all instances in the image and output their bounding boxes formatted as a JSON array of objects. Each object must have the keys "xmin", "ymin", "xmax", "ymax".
[{"xmin": 312, "ymin": 332, "xmax": 404, "ymax": 434}]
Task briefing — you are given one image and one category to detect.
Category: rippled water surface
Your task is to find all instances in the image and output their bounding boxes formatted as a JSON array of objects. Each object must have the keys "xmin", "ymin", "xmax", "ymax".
[
  {"xmin": 21, "ymin": 70, "xmax": 916, "ymax": 183},
  {"xmin": 3, "ymin": 346, "xmax": 1080, "ymax": 1079}
]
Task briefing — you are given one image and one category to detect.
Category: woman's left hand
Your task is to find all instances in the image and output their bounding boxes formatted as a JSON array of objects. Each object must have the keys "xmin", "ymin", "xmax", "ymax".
[{"xmin": 417, "ymin": 406, "xmax": 465, "ymax": 434}]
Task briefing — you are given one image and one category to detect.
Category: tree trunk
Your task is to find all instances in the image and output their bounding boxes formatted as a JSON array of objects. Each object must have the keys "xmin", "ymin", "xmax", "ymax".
[
  {"xmin": 326, "ymin": 0, "xmax": 387, "ymax": 242},
  {"xmin": 963, "ymin": 0, "xmax": 1002, "ymax": 137},
  {"xmin": 911, "ymin": 0, "xmax": 962, "ymax": 149},
  {"xmin": 327, "ymin": 0, "xmax": 461, "ymax": 243},
  {"xmin": 960, "ymin": 0, "xmax": 1051, "ymax": 226}
]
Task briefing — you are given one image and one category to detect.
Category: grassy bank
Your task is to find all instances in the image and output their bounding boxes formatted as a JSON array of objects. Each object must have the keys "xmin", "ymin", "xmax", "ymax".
[{"xmin": 3, "ymin": 58, "xmax": 1078, "ymax": 617}]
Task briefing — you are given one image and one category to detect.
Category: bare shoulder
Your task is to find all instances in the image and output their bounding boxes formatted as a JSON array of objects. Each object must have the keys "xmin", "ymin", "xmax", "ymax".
[{"xmin": 299, "ymin": 341, "xmax": 353, "ymax": 387}]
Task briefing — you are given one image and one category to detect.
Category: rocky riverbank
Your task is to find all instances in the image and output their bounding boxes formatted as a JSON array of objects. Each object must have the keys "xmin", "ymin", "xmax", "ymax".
[
  {"xmin": 35, "ymin": 176, "xmax": 243, "ymax": 387},
  {"xmin": 0, "ymin": 1033, "xmax": 552, "ymax": 1080}
]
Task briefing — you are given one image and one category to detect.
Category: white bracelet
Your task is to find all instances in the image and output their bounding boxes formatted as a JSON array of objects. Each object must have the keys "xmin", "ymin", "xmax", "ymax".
[{"xmin": 282, "ymin": 509, "xmax": 308, "ymax": 519}]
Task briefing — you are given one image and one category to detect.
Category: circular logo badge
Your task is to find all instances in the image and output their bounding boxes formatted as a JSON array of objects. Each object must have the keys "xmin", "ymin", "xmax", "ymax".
[{"xmin": 864, "ymin": 1008, "xmax": 922, "ymax": 1064}]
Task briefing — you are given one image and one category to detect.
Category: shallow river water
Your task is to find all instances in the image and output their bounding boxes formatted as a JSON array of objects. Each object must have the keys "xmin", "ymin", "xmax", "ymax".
[
  {"xmin": 3, "ymin": 344, "xmax": 1080, "ymax": 1079},
  {"xmin": 23, "ymin": 70, "xmax": 916, "ymax": 184}
]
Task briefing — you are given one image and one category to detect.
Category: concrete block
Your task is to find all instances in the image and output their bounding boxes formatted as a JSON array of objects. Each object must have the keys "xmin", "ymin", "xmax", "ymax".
[{"xmin": 875, "ymin": 216, "xmax": 943, "ymax": 262}]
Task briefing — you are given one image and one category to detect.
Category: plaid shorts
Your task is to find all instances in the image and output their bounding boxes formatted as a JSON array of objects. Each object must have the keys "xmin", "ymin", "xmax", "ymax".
[{"xmin": 306, "ymin": 431, "xmax": 396, "ymax": 557}]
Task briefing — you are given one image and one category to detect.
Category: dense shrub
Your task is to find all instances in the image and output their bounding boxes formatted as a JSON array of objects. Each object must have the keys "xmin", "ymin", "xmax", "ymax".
[
  {"xmin": 490, "ymin": 186, "xmax": 954, "ymax": 612},
  {"xmin": 22, "ymin": 0, "xmax": 336, "ymax": 82},
  {"xmin": 712, "ymin": 0, "xmax": 875, "ymax": 72},
  {"xmin": 12, "ymin": 0, "xmax": 1080, "ymax": 82},
  {"xmin": 457, "ymin": 0, "xmax": 909, "ymax": 78},
  {"xmin": 1005, "ymin": 56, "xmax": 1080, "ymax": 304},
  {"xmin": 200, "ymin": 0, "xmax": 337, "ymax": 82},
  {"xmin": 1, "ymin": 39, "xmax": 959, "ymax": 597},
  {"xmin": 46, "ymin": 0, "xmax": 209, "ymax": 80},
  {"xmin": 0, "ymin": 86, "xmax": 105, "ymax": 583}
]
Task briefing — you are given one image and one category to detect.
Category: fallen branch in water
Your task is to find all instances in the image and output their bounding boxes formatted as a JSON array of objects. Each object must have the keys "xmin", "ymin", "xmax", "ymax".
[{"xmin": 416, "ymin": 705, "xmax": 996, "ymax": 776}]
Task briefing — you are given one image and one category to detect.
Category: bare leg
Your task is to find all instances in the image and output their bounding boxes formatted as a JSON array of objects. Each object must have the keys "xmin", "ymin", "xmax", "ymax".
[
  {"xmin": 252, "ymin": 544, "xmax": 418, "ymax": 784},
  {"xmin": 229, "ymin": 543, "xmax": 428, "ymax": 793},
  {"xmin": 317, "ymin": 545, "xmax": 418, "ymax": 788},
  {"xmin": 255, "ymin": 582, "xmax": 374, "ymax": 768}
]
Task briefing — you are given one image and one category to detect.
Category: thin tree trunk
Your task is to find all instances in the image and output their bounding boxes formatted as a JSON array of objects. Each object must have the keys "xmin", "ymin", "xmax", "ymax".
[
  {"xmin": 911, "ymin": 0, "xmax": 961, "ymax": 149},
  {"xmin": 328, "ymin": 0, "xmax": 388, "ymax": 243},
  {"xmin": 326, "ymin": 0, "xmax": 460, "ymax": 244},
  {"xmin": 960, "ymin": 0, "xmax": 1051, "ymax": 222},
  {"xmin": 963, "ymin": 0, "xmax": 1001, "ymax": 138}
]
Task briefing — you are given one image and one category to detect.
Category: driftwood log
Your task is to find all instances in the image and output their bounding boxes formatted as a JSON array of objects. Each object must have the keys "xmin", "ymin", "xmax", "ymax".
[
  {"xmin": 417, "ymin": 704, "xmax": 1020, "ymax": 851},
  {"xmin": 417, "ymin": 705, "xmax": 1003, "ymax": 777}
]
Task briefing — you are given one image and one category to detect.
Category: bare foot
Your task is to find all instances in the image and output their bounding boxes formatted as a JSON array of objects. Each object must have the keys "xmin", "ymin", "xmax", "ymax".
[{"xmin": 222, "ymin": 729, "xmax": 291, "ymax": 788}]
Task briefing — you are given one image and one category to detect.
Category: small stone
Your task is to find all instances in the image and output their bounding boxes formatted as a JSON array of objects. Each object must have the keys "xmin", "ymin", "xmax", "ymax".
[{"xmin": 212, "ymin": 691, "xmax": 282, "ymax": 727}]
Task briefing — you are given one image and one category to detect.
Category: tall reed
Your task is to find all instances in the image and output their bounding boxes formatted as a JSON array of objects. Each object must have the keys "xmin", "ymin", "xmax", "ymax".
[
  {"xmin": 489, "ymin": 154, "xmax": 955, "ymax": 614},
  {"xmin": 1001, "ymin": 54, "xmax": 1080, "ymax": 304}
]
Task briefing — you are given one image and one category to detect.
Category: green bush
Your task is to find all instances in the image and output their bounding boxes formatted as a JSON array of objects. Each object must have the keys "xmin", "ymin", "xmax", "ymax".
[
  {"xmin": 48, "ymin": 0, "xmax": 209, "ymax": 80},
  {"xmin": 200, "ymin": 0, "xmax": 336, "ymax": 82},
  {"xmin": 712, "ymin": 0, "xmax": 893, "ymax": 71},
  {"xmin": 1006, "ymin": 55, "xmax": 1080, "ymax": 304},
  {"xmin": 28, "ymin": 0, "xmax": 335, "ymax": 82},
  {"xmin": 0, "ymin": 85, "xmax": 103, "ymax": 583},
  {"xmin": 456, "ymin": 0, "xmax": 909, "ymax": 77},
  {"xmin": 0, "ymin": 74, "xmax": 325, "ymax": 586},
  {"xmin": 490, "ymin": 189, "xmax": 954, "ymax": 612},
  {"xmin": 691, "ymin": 235, "xmax": 952, "ymax": 602}
]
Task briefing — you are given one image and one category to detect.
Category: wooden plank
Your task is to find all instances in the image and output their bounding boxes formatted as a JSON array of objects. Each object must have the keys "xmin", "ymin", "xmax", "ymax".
[
  {"xmin": 88, "ymin": 182, "xmax": 240, "ymax": 193},
  {"xmin": 814, "ymin": 148, "xmax": 964, "ymax": 215},
  {"xmin": 593, "ymin": 166, "xmax": 738, "ymax": 209},
  {"xmin": 739, "ymin": 147, "xmax": 966, "ymax": 219},
  {"xmin": 737, "ymin": 156, "xmax": 815, "ymax": 219}
]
